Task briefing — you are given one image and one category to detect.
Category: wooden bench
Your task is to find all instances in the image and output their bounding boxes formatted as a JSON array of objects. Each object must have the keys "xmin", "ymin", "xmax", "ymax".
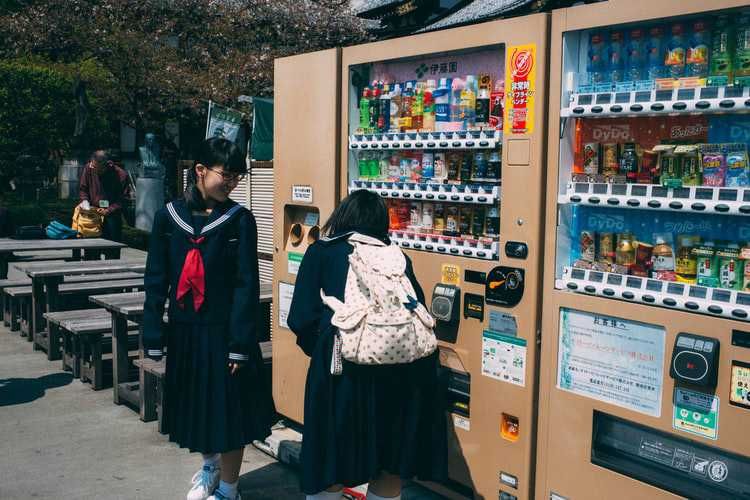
[
  {"xmin": 1, "ymin": 279, "xmax": 31, "ymax": 330},
  {"xmin": 80, "ymin": 331, "xmax": 140, "ymax": 390},
  {"xmin": 44, "ymin": 308, "xmax": 139, "ymax": 378},
  {"xmin": 2, "ymin": 272, "xmax": 142, "ymax": 334},
  {"xmin": 30, "ymin": 277, "xmax": 145, "ymax": 359},
  {"xmin": 134, "ymin": 341, "xmax": 273, "ymax": 434}
]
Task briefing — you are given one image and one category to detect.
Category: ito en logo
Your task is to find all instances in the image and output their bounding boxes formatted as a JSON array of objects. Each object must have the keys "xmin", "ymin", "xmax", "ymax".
[
  {"xmin": 415, "ymin": 63, "xmax": 429, "ymax": 79},
  {"xmin": 512, "ymin": 49, "xmax": 534, "ymax": 79}
]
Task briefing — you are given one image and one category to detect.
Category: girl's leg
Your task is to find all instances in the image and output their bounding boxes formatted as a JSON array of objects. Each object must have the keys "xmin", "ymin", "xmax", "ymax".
[
  {"xmin": 213, "ymin": 448, "xmax": 244, "ymax": 499},
  {"xmin": 367, "ymin": 472, "xmax": 402, "ymax": 499}
]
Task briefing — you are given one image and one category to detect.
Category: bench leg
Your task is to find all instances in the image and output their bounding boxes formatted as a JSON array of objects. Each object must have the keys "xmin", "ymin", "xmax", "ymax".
[
  {"xmin": 140, "ymin": 369, "xmax": 158, "ymax": 423},
  {"xmin": 2, "ymin": 294, "xmax": 9, "ymax": 328},
  {"xmin": 71, "ymin": 335, "xmax": 81, "ymax": 379},
  {"xmin": 91, "ymin": 334, "xmax": 104, "ymax": 390},
  {"xmin": 156, "ymin": 377, "xmax": 166, "ymax": 434},
  {"xmin": 10, "ymin": 298, "xmax": 20, "ymax": 333},
  {"xmin": 43, "ymin": 279, "xmax": 62, "ymax": 360},
  {"xmin": 79, "ymin": 337, "xmax": 91, "ymax": 383},
  {"xmin": 0, "ymin": 254, "xmax": 8, "ymax": 280},
  {"xmin": 23, "ymin": 299, "xmax": 32, "ymax": 341},
  {"xmin": 112, "ymin": 315, "xmax": 129, "ymax": 404}
]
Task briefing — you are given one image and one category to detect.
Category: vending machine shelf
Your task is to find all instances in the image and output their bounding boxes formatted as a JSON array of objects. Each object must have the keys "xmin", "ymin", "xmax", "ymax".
[
  {"xmin": 350, "ymin": 180, "xmax": 500, "ymax": 205},
  {"xmin": 389, "ymin": 230, "xmax": 499, "ymax": 260},
  {"xmin": 556, "ymin": 265, "xmax": 750, "ymax": 322},
  {"xmin": 349, "ymin": 130, "xmax": 502, "ymax": 150},
  {"xmin": 562, "ymin": 85, "xmax": 750, "ymax": 118},
  {"xmin": 559, "ymin": 182, "xmax": 750, "ymax": 216}
]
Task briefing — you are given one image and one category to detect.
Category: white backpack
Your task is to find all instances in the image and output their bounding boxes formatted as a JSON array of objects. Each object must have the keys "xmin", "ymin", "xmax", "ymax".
[{"xmin": 321, "ymin": 233, "xmax": 437, "ymax": 375}]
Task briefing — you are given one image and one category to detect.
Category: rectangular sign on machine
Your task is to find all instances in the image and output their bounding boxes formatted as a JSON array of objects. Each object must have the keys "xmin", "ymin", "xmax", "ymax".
[{"xmin": 557, "ymin": 309, "xmax": 665, "ymax": 417}]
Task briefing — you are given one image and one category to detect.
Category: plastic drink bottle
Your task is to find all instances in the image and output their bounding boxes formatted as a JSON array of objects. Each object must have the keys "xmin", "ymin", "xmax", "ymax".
[
  {"xmin": 735, "ymin": 12, "xmax": 750, "ymax": 79},
  {"xmin": 461, "ymin": 75, "xmax": 477, "ymax": 128},
  {"xmin": 647, "ymin": 25, "xmax": 667, "ymax": 80},
  {"xmin": 434, "ymin": 78, "xmax": 451, "ymax": 132},
  {"xmin": 422, "ymin": 79, "xmax": 436, "ymax": 132},
  {"xmin": 412, "ymin": 83, "xmax": 424, "ymax": 131},
  {"xmin": 389, "ymin": 84, "xmax": 402, "ymax": 133},
  {"xmin": 450, "ymin": 78, "xmax": 464, "ymax": 129},
  {"xmin": 369, "ymin": 87, "xmax": 380, "ymax": 133},
  {"xmin": 710, "ymin": 16, "xmax": 734, "ymax": 81},
  {"xmin": 665, "ymin": 23, "xmax": 687, "ymax": 78},
  {"xmin": 686, "ymin": 20, "xmax": 710, "ymax": 78},
  {"xmin": 626, "ymin": 28, "xmax": 646, "ymax": 82},
  {"xmin": 400, "ymin": 82, "xmax": 414, "ymax": 132},
  {"xmin": 608, "ymin": 31, "xmax": 625, "ymax": 83},
  {"xmin": 378, "ymin": 84, "xmax": 390, "ymax": 133},
  {"xmin": 359, "ymin": 87, "xmax": 370, "ymax": 132},
  {"xmin": 588, "ymin": 31, "xmax": 608, "ymax": 84}
]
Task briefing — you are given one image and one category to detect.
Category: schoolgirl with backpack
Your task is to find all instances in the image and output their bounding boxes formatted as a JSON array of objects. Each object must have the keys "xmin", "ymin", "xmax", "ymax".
[{"xmin": 288, "ymin": 189, "xmax": 448, "ymax": 500}]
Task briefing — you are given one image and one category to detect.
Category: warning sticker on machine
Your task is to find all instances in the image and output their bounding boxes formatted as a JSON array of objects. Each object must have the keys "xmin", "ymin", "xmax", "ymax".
[
  {"xmin": 452, "ymin": 414, "xmax": 470, "ymax": 431},
  {"xmin": 673, "ymin": 389, "xmax": 719, "ymax": 440},
  {"xmin": 482, "ymin": 330, "xmax": 526, "ymax": 386}
]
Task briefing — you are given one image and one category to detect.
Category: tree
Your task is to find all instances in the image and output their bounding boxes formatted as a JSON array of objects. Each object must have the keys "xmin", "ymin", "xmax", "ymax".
[{"xmin": 0, "ymin": 0, "xmax": 372, "ymax": 131}]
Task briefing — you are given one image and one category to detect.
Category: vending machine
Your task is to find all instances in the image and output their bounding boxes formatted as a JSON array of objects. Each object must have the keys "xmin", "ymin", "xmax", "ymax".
[
  {"xmin": 340, "ymin": 14, "xmax": 549, "ymax": 499},
  {"xmin": 537, "ymin": 1, "xmax": 750, "ymax": 499},
  {"xmin": 273, "ymin": 48, "xmax": 341, "ymax": 422}
]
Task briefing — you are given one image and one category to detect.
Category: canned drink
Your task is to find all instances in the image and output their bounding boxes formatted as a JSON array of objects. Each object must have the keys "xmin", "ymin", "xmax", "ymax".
[
  {"xmin": 472, "ymin": 151, "xmax": 489, "ymax": 180},
  {"xmin": 471, "ymin": 206, "xmax": 487, "ymax": 238},
  {"xmin": 399, "ymin": 157, "xmax": 412, "ymax": 181},
  {"xmin": 444, "ymin": 205, "xmax": 460, "ymax": 236},
  {"xmin": 422, "ymin": 152, "xmax": 435, "ymax": 180},
  {"xmin": 583, "ymin": 142, "xmax": 600, "ymax": 175},
  {"xmin": 460, "ymin": 153, "xmax": 473, "ymax": 183},
  {"xmin": 597, "ymin": 232, "xmax": 615, "ymax": 262},
  {"xmin": 601, "ymin": 143, "xmax": 619, "ymax": 176},
  {"xmin": 695, "ymin": 241, "xmax": 719, "ymax": 288},
  {"xmin": 421, "ymin": 203, "xmax": 434, "ymax": 232},
  {"xmin": 397, "ymin": 200, "xmax": 410, "ymax": 230},
  {"xmin": 433, "ymin": 153, "xmax": 447, "ymax": 180},
  {"xmin": 459, "ymin": 205, "xmax": 473, "ymax": 236},
  {"xmin": 409, "ymin": 202, "xmax": 422, "ymax": 228},
  {"xmin": 446, "ymin": 152, "xmax": 461, "ymax": 181},
  {"xmin": 581, "ymin": 230, "xmax": 596, "ymax": 262},
  {"xmin": 487, "ymin": 150, "xmax": 502, "ymax": 181},
  {"xmin": 433, "ymin": 203, "xmax": 446, "ymax": 233},
  {"xmin": 485, "ymin": 206, "xmax": 500, "ymax": 237},
  {"xmin": 718, "ymin": 244, "xmax": 743, "ymax": 290}
]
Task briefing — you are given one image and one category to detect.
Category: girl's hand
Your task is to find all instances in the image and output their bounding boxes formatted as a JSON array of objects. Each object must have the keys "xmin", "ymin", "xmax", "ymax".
[{"xmin": 228, "ymin": 362, "xmax": 242, "ymax": 375}]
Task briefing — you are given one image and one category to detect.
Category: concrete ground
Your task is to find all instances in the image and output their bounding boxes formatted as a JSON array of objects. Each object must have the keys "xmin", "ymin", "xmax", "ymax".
[{"xmin": 0, "ymin": 250, "xmax": 448, "ymax": 500}]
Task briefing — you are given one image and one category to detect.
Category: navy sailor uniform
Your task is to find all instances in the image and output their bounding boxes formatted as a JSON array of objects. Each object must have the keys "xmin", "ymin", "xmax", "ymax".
[
  {"xmin": 143, "ymin": 199, "xmax": 275, "ymax": 453},
  {"xmin": 287, "ymin": 231, "xmax": 448, "ymax": 494}
]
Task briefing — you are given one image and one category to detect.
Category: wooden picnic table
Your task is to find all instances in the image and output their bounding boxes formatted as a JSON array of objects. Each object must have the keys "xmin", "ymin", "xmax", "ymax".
[
  {"xmin": 0, "ymin": 238, "xmax": 127, "ymax": 279},
  {"xmin": 20, "ymin": 259, "xmax": 146, "ymax": 356},
  {"xmin": 89, "ymin": 282, "xmax": 273, "ymax": 409}
]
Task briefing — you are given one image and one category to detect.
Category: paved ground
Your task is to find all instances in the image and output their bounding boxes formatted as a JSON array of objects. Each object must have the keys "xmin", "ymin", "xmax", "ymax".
[{"xmin": 0, "ymin": 249, "xmax": 448, "ymax": 499}]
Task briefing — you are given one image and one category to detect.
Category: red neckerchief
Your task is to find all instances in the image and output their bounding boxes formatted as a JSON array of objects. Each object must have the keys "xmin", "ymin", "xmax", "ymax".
[{"xmin": 176, "ymin": 236, "xmax": 206, "ymax": 311}]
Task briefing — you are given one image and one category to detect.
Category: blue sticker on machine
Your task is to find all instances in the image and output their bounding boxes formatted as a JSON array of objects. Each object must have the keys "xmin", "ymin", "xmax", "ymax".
[{"xmin": 489, "ymin": 310, "xmax": 518, "ymax": 337}]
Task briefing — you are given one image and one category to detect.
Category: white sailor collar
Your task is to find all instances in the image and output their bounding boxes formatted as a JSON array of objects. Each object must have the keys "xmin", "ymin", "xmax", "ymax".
[{"xmin": 166, "ymin": 199, "xmax": 245, "ymax": 237}]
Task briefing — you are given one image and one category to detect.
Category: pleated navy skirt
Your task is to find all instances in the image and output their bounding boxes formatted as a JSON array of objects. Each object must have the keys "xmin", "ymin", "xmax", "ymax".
[
  {"xmin": 163, "ymin": 322, "xmax": 276, "ymax": 454},
  {"xmin": 300, "ymin": 327, "xmax": 448, "ymax": 494}
]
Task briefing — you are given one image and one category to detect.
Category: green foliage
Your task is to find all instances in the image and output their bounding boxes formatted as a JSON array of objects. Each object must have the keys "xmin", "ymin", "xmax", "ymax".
[{"xmin": 0, "ymin": 58, "xmax": 116, "ymax": 190}]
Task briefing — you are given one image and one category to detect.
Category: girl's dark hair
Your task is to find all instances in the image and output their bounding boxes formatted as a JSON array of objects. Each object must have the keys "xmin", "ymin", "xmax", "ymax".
[
  {"xmin": 185, "ymin": 137, "xmax": 246, "ymax": 210},
  {"xmin": 322, "ymin": 189, "xmax": 389, "ymax": 239}
]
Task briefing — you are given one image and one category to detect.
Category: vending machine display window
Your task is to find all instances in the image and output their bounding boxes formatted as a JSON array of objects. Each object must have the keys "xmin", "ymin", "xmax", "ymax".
[
  {"xmin": 553, "ymin": 6, "xmax": 750, "ymax": 322},
  {"xmin": 346, "ymin": 45, "xmax": 505, "ymax": 261}
]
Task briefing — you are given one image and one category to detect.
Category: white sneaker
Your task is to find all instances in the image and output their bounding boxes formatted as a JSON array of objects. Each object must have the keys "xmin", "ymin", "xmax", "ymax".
[{"xmin": 187, "ymin": 465, "xmax": 221, "ymax": 500}]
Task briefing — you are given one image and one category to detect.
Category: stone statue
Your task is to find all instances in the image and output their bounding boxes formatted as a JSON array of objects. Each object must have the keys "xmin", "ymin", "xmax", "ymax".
[{"xmin": 138, "ymin": 132, "xmax": 164, "ymax": 178}]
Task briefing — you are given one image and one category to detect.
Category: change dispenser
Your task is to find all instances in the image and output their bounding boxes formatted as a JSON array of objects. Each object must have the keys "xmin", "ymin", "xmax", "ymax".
[{"xmin": 432, "ymin": 283, "xmax": 461, "ymax": 342}]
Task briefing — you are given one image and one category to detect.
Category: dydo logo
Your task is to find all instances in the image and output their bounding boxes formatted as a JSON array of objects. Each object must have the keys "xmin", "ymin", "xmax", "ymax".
[
  {"xmin": 586, "ymin": 213, "xmax": 626, "ymax": 232},
  {"xmin": 591, "ymin": 125, "xmax": 633, "ymax": 142}
]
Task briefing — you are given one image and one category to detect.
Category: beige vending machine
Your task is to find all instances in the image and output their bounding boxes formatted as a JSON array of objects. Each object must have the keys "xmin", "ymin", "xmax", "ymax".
[
  {"xmin": 339, "ymin": 14, "xmax": 549, "ymax": 499},
  {"xmin": 537, "ymin": 1, "xmax": 750, "ymax": 499},
  {"xmin": 273, "ymin": 48, "xmax": 341, "ymax": 422}
]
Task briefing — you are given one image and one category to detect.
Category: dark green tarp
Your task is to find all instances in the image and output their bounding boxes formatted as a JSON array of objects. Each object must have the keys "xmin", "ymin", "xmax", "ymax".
[{"xmin": 251, "ymin": 97, "xmax": 273, "ymax": 161}]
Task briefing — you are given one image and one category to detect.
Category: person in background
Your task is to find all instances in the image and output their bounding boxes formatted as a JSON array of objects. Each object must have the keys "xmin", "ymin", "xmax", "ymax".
[{"xmin": 78, "ymin": 149, "xmax": 129, "ymax": 257}]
